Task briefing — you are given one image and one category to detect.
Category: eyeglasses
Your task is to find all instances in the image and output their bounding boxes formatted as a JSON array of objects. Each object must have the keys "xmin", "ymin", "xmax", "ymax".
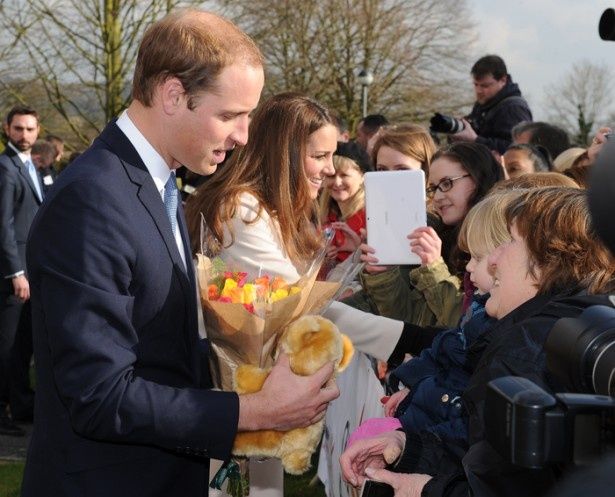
[{"xmin": 426, "ymin": 174, "xmax": 470, "ymax": 198}]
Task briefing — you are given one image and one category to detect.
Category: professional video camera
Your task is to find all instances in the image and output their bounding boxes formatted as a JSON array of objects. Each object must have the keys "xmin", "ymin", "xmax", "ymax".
[
  {"xmin": 486, "ymin": 303, "xmax": 615, "ymax": 469},
  {"xmin": 485, "ymin": 9, "xmax": 615, "ymax": 470}
]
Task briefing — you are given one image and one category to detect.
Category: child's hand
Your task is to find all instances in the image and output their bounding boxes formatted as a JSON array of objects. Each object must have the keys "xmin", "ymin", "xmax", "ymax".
[
  {"xmin": 407, "ymin": 226, "xmax": 442, "ymax": 266},
  {"xmin": 384, "ymin": 388, "xmax": 409, "ymax": 417}
]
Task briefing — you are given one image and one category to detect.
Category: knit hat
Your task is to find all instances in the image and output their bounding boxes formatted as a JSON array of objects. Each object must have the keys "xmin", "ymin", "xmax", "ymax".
[{"xmin": 334, "ymin": 141, "xmax": 373, "ymax": 173}]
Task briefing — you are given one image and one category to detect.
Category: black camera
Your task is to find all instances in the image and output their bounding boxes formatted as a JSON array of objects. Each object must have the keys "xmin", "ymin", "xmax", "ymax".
[{"xmin": 429, "ymin": 112, "xmax": 465, "ymax": 134}]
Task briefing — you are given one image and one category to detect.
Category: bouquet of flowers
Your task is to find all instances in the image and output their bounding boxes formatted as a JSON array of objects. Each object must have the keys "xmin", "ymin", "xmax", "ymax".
[{"xmin": 197, "ymin": 251, "xmax": 344, "ymax": 391}]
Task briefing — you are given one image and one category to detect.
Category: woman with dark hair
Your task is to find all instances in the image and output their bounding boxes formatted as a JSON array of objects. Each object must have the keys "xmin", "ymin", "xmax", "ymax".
[
  {"xmin": 340, "ymin": 187, "xmax": 615, "ymax": 497},
  {"xmin": 358, "ymin": 142, "xmax": 504, "ymax": 334}
]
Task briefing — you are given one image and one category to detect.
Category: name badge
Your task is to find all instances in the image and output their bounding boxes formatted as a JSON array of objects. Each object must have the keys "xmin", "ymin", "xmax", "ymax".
[{"xmin": 43, "ymin": 175, "xmax": 54, "ymax": 186}]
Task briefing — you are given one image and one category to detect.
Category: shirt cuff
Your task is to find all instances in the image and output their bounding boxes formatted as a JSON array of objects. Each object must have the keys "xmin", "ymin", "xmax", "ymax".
[{"xmin": 5, "ymin": 271, "xmax": 24, "ymax": 279}]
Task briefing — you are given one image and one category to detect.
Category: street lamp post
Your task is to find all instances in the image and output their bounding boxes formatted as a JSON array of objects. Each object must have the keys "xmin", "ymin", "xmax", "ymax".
[{"xmin": 358, "ymin": 69, "xmax": 374, "ymax": 117}]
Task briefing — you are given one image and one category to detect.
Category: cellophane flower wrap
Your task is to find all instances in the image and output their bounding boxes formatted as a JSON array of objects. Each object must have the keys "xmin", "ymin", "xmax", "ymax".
[{"xmin": 197, "ymin": 222, "xmax": 359, "ymax": 393}]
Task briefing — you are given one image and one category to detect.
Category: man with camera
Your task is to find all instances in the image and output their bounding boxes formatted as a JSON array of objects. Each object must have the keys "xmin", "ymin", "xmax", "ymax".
[{"xmin": 431, "ymin": 55, "xmax": 532, "ymax": 155}]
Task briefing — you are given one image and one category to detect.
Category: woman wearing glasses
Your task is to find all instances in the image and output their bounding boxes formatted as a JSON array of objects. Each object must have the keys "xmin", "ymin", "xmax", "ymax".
[{"xmin": 358, "ymin": 142, "xmax": 504, "ymax": 351}]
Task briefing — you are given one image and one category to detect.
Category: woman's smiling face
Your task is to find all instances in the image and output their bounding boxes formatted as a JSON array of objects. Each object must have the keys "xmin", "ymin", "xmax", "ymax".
[
  {"xmin": 485, "ymin": 222, "xmax": 541, "ymax": 319},
  {"xmin": 428, "ymin": 156, "xmax": 476, "ymax": 226},
  {"xmin": 304, "ymin": 124, "xmax": 338, "ymax": 199}
]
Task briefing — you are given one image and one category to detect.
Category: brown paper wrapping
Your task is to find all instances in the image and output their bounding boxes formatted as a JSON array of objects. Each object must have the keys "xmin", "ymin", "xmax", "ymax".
[{"xmin": 197, "ymin": 254, "xmax": 340, "ymax": 391}]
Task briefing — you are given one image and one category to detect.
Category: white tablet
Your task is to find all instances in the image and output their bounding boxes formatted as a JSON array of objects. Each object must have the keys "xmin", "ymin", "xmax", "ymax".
[{"xmin": 364, "ymin": 170, "xmax": 427, "ymax": 265}]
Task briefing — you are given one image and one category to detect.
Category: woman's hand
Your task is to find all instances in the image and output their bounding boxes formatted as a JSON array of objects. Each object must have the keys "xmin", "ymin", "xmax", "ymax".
[
  {"xmin": 330, "ymin": 222, "xmax": 362, "ymax": 253},
  {"xmin": 407, "ymin": 227, "xmax": 442, "ymax": 266},
  {"xmin": 360, "ymin": 242, "xmax": 390, "ymax": 274},
  {"xmin": 384, "ymin": 388, "xmax": 409, "ymax": 417},
  {"xmin": 326, "ymin": 244, "xmax": 339, "ymax": 260},
  {"xmin": 340, "ymin": 430, "xmax": 407, "ymax": 487},
  {"xmin": 588, "ymin": 126, "xmax": 612, "ymax": 164},
  {"xmin": 364, "ymin": 468, "xmax": 432, "ymax": 497}
]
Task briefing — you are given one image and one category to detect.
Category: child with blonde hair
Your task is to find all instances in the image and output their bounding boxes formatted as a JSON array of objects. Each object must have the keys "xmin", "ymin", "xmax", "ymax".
[{"xmin": 348, "ymin": 190, "xmax": 524, "ymax": 446}]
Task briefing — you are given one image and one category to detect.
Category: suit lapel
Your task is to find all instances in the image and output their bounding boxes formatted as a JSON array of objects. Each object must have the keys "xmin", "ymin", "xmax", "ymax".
[
  {"xmin": 6, "ymin": 148, "xmax": 43, "ymax": 204},
  {"xmin": 97, "ymin": 122, "xmax": 195, "ymax": 308}
]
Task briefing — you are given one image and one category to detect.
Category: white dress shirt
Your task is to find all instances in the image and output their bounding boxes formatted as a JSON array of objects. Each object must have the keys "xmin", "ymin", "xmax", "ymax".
[{"xmin": 116, "ymin": 111, "xmax": 186, "ymax": 269}]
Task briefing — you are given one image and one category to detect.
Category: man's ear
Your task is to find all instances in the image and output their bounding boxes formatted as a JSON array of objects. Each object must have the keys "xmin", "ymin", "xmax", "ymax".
[{"xmin": 159, "ymin": 77, "xmax": 187, "ymax": 115}]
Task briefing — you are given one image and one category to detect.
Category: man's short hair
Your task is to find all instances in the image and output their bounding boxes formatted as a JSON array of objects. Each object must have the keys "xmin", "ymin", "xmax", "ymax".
[
  {"xmin": 511, "ymin": 121, "xmax": 540, "ymax": 140},
  {"xmin": 359, "ymin": 114, "xmax": 388, "ymax": 134},
  {"xmin": 471, "ymin": 55, "xmax": 507, "ymax": 80},
  {"xmin": 6, "ymin": 105, "xmax": 39, "ymax": 126},
  {"xmin": 512, "ymin": 121, "xmax": 570, "ymax": 161},
  {"xmin": 32, "ymin": 140, "xmax": 56, "ymax": 167},
  {"xmin": 132, "ymin": 9, "xmax": 264, "ymax": 110},
  {"xmin": 528, "ymin": 123, "xmax": 570, "ymax": 160}
]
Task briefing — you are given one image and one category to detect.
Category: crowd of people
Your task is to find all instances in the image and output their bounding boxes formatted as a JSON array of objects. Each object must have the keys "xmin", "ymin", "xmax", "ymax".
[{"xmin": 0, "ymin": 7, "xmax": 614, "ymax": 497}]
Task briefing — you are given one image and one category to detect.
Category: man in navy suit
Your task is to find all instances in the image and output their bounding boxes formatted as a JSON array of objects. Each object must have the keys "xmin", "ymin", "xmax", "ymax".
[
  {"xmin": 0, "ymin": 106, "xmax": 44, "ymax": 437},
  {"xmin": 22, "ymin": 9, "xmax": 339, "ymax": 497}
]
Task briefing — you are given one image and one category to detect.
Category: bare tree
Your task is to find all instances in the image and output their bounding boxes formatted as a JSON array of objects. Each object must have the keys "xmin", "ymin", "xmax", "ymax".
[
  {"xmin": 0, "ymin": 0, "xmax": 197, "ymax": 146},
  {"xmin": 220, "ymin": 0, "xmax": 476, "ymax": 130},
  {"xmin": 544, "ymin": 60, "xmax": 614, "ymax": 145}
]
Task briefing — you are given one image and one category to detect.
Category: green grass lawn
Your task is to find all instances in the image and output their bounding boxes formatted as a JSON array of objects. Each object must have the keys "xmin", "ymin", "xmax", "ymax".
[
  {"xmin": 0, "ymin": 461, "xmax": 23, "ymax": 497},
  {"xmin": 0, "ymin": 460, "xmax": 325, "ymax": 497}
]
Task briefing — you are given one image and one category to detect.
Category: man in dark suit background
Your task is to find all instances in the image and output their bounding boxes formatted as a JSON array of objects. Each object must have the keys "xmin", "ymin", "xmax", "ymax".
[
  {"xmin": 0, "ymin": 106, "xmax": 43, "ymax": 437},
  {"xmin": 22, "ymin": 9, "xmax": 339, "ymax": 497}
]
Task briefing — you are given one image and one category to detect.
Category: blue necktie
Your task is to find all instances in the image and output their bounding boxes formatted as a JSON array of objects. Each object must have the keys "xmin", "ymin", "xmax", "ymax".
[
  {"xmin": 25, "ymin": 159, "xmax": 42, "ymax": 201},
  {"xmin": 163, "ymin": 173, "xmax": 179, "ymax": 236}
]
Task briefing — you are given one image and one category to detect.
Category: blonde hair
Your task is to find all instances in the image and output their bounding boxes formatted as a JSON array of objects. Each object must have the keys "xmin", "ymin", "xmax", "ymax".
[
  {"xmin": 319, "ymin": 155, "xmax": 365, "ymax": 221},
  {"xmin": 458, "ymin": 190, "xmax": 525, "ymax": 258},
  {"xmin": 370, "ymin": 123, "xmax": 436, "ymax": 174},
  {"xmin": 553, "ymin": 147, "xmax": 587, "ymax": 172},
  {"xmin": 489, "ymin": 172, "xmax": 580, "ymax": 193}
]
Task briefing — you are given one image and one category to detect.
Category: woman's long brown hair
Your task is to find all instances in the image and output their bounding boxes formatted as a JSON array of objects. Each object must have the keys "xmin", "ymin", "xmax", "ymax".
[{"xmin": 185, "ymin": 92, "xmax": 335, "ymax": 265}]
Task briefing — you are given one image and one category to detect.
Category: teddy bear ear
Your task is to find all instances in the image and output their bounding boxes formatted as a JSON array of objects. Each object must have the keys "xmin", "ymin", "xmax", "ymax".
[{"xmin": 337, "ymin": 334, "xmax": 354, "ymax": 372}]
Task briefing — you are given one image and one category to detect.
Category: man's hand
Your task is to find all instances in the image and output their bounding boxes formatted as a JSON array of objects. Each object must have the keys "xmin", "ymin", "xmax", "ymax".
[
  {"xmin": 12, "ymin": 274, "xmax": 30, "ymax": 301},
  {"xmin": 449, "ymin": 118, "xmax": 477, "ymax": 143},
  {"xmin": 340, "ymin": 430, "xmax": 407, "ymax": 487},
  {"xmin": 237, "ymin": 353, "xmax": 339, "ymax": 431},
  {"xmin": 365, "ymin": 468, "xmax": 432, "ymax": 497}
]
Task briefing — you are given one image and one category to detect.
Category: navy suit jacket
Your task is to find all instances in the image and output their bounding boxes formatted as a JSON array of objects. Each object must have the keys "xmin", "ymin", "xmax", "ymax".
[
  {"xmin": 22, "ymin": 122, "xmax": 239, "ymax": 497},
  {"xmin": 0, "ymin": 146, "xmax": 43, "ymax": 289}
]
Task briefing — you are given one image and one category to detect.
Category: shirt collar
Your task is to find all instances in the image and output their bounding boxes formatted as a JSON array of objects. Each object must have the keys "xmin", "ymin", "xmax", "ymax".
[
  {"xmin": 116, "ymin": 110, "xmax": 172, "ymax": 195},
  {"xmin": 7, "ymin": 142, "xmax": 31, "ymax": 165}
]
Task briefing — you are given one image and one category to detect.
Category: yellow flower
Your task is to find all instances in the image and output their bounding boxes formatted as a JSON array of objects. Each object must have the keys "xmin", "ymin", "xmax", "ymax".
[
  {"xmin": 270, "ymin": 288, "xmax": 289, "ymax": 302},
  {"xmin": 221, "ymin": 278, "xmax": 238, "ymax": 298},
  {"xmin": 242, "ymin": 284, "xmax": 256, "ymax": 304}
]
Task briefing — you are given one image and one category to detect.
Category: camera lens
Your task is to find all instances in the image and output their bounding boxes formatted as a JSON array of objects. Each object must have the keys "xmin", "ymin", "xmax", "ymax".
[
  {"xmin": 429, "ymin": 113, "xmax": 465, "ymax": 134},
  {"xmin": 599, "ymin": 8, "xmax": 615, "ymax": 41},
  {"xmin": 546, "ymin": 304, "xmax": 615, "ymax": 396}
]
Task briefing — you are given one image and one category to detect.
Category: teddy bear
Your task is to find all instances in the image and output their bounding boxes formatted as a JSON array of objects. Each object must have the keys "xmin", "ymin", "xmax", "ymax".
[{"xmin": 231, "ymin": 314, "xmax": 354, "ymax": 475}]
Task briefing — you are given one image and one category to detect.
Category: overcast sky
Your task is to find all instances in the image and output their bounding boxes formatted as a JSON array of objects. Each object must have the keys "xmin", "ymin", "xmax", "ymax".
[{"xmin": 468, "ymin": 0, "xmax": 615, "ymax": 120}]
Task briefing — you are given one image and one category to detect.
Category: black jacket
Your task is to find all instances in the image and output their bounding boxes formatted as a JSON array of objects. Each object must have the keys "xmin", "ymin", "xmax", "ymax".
[
  {"xmin": 392, "ymin": 291, "xmax": 615, "ymax": 497},
  {"xmin": 467, "ymin": 77, "xmax": 532, "ymax": 154}
]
